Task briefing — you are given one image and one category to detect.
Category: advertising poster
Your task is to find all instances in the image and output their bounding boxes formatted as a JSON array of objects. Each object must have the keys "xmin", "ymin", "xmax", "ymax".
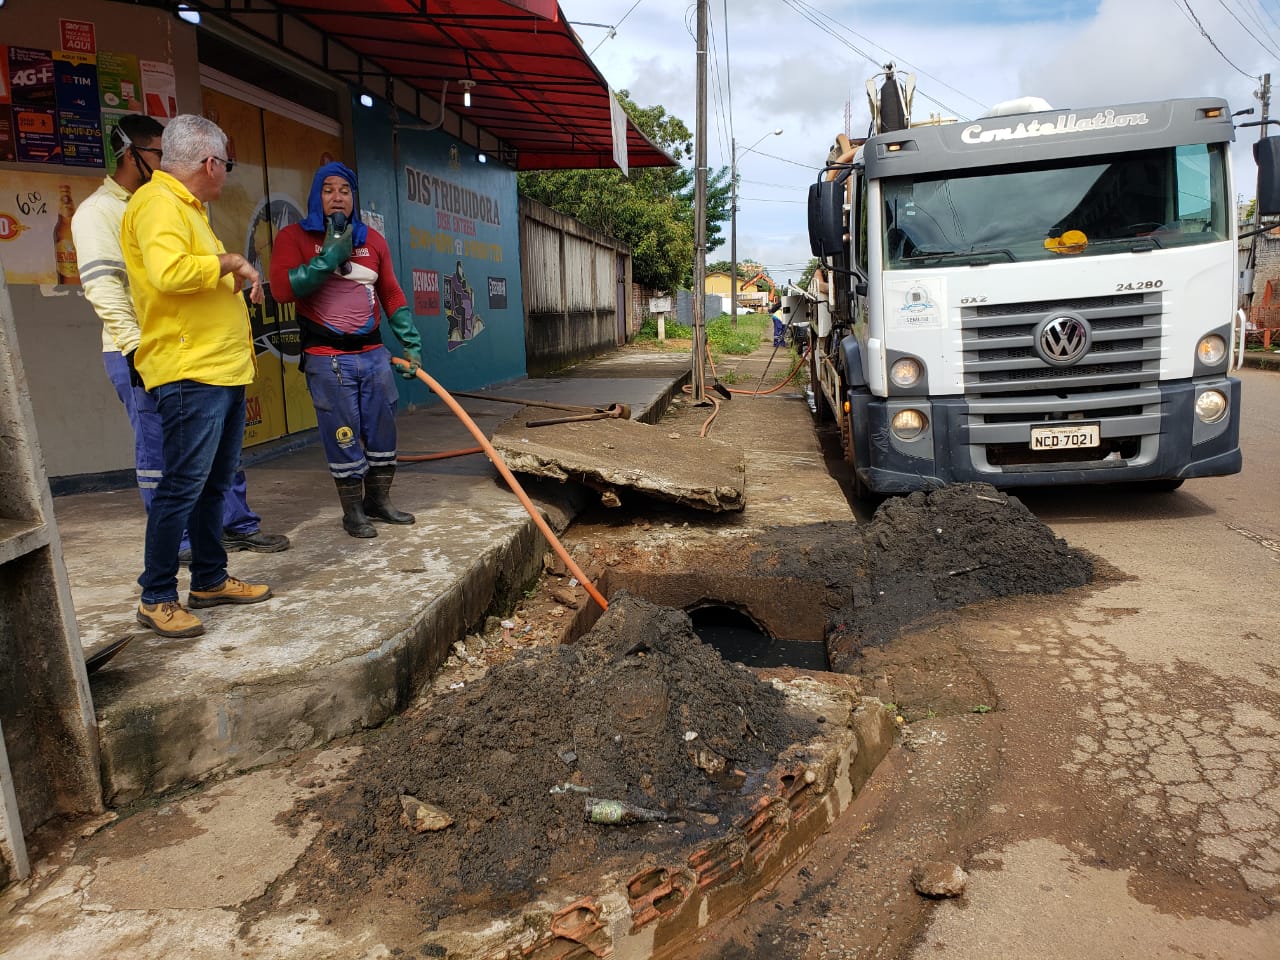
[
  {"xmin": 412, "ymin": 268, "xmax": 440, "ymax": 315},
  {"xmin": 54, "ymin": 52, "xmax": 104, "ymax": 167},
  {"xmin": 0, "ymin": 170, "xmax": 99, "ymax": 284},
  {"xmin": 140, "ymin": 59, "xmax": 177, "ymax": 120},
  {"xmin": 487, "ymin": 275, "xmax": 507, "ymax": 310},
  {"xmin": 97, "ymin": 51, "xmax": 143, "ymax": 113},
  {"xmin": 59, "ymin": 19, "xmax": 97, "ymax": 56},
  {"xmin": 8, "ymin": 47, "xmax": 60, "ymax": 164},
  {"xmin": 203, "ymin": 86, "xmax": 341, "ymax": 446},
  {"xmin": 0, "ymin": 45, "xmax": 14, "ymax": 163},
  {"xmin": 98, "ymin": 51, "xmax": 145, "ymax": 173}
]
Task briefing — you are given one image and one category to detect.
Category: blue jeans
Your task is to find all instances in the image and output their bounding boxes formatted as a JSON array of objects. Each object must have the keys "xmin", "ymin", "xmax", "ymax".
[
  {"xmin": 104, "ymin": 351, "xmax": 260, "ymax": 546},
  {"xmin": 303, "ymin": 347, "xmax": 399, "ymax": 478},
  {"xmin": 139, "ymin": 381, "xmax": 246, "ymax": 604}
]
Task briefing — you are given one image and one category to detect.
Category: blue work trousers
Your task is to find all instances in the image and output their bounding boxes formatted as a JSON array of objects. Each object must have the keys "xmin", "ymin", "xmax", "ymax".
[
  {"xmin": 303, "ymin": 347, "xmax": 399, "ymax": 478},
  {"xmin": 139, "ymin": 381, "xmax": 246, "ymax": 603},
  {"xmin": 105, "ymin": 350, "xmax": 259, "ymax": 546}
]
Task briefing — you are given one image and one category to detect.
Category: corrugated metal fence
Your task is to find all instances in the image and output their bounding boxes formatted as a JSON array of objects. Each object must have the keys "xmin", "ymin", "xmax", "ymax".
[{"xmin": 519, "ymin": 196, "xmax": 633, "ymax": 376}]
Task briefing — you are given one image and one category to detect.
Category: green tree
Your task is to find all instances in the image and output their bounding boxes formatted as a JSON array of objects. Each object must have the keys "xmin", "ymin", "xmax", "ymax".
[
  {"xmin": 518, "ymin": 91, "xmax": 730, "ymax": 291},
  {"xmin": 798, "ymin": 257, "xmax": 820, "ymax": 289},
  {"xmin": 707, "ymin": 260, "xmax": 757, "ymax": 279}
]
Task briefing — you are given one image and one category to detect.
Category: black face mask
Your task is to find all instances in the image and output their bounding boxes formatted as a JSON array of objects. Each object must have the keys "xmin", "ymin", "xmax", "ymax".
[{"xmin": 130, "ymin": 145, "xmax": 155, "ymax": 182}]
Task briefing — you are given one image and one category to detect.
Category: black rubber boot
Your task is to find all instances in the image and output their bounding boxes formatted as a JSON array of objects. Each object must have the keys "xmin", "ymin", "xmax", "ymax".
[
  {"xmin": 335, "ymin": 476, "xmax": 376, "ymax": 538},
  {"xmin": 363, "ymin": 465, "xmax": 415, "ymax": 524}
]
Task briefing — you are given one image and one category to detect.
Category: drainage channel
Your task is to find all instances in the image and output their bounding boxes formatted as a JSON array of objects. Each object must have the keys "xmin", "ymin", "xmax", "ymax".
[{"xmin": 688, "ymin": 603, "xmax": 831, "ymax": 671}]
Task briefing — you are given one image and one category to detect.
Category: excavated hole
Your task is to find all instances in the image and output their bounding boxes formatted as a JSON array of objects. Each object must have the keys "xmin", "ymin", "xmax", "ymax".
[{"xmin": 687, "ymin": 603, "xmax": 831, "ymax": 670}]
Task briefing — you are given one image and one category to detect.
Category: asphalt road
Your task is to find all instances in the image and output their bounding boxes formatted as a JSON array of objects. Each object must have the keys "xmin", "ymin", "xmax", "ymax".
[{"xmin": 693, "ymin": 366, "xmax": 1280, "ymax": 960}]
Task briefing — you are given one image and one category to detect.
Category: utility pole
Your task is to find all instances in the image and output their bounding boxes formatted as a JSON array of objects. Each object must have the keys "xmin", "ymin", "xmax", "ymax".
[
  {"xmin": 1244, "ymin": 73, "xmax": 1271, "ymax": 331},
  {"xmin": 691, "ymin": 0, "xmax": 708, "ymax": 402},
  {"xmin": 730, "ymin": 135, "xmax": 738, "ymax": 330}
]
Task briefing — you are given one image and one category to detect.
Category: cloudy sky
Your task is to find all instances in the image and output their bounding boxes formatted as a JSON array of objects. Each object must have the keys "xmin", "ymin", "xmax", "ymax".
[{"xmin": 556, "ymin": 0, "xmax": 1278, "ymax": 284}]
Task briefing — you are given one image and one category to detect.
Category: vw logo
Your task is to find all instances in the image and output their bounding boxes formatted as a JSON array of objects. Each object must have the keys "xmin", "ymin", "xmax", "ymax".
[{"xmin": 1035, "ymin": 312, "xmax": 1092, "ymax": 366}]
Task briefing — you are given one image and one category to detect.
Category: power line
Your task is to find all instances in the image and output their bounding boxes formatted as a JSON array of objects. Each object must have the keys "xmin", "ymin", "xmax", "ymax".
[
  {"xmin": 776, "ymin": 0, "xmax": 976, "ymax": 119},
  {"xmin": 722, "ymin": 0, "xmax": 734, "ymax": 151},
  {"xmin": 740, "ymin": 178, "xmax": 805, "ymax": 189},
  {"xmin": 1251, "ymin": 0, "xmax": 1280, "ymax": 37},
  {"xmin": 1172, "ymin": 0, "xmax": 1258, "ymax": 79},
  {"xmin": 706, "ymin": 2, "xmax": 731, "ymax": 163},
  {"xmin": 589, "ymin": 0, "xmax": 645, "ymax": 56},
  {"xmin": 1231, "ymin": 0, "xmax": 1280, "ymax": 51},
  {"xmin": 1216, "ymin": 0, "xmax": 1280, "ymax": 59},
  {"xmin": 750, "ymin": 147, "xmax": 827, "ymax": 171}
]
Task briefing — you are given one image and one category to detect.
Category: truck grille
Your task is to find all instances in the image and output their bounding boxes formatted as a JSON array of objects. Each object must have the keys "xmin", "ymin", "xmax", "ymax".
[
  {"xmin": 961, "ymin": 293, "xmax": 1161, "ymax": 395},
  {"xmin": 959, "ymin": 294, "xmax": 1164, "ymax": 470}
]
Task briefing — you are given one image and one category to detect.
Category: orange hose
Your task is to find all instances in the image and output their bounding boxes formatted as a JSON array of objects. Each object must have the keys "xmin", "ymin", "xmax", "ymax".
[
  {"xmin": 705, "ymin": 345, "xmax": 809, "ymax": 396},
  {"xmin": 398, "ymin": 446, "xmax": 484, "ymax": 463},
  {"xmin": 391, "ymin": 358, "xmax": 608, "ymax": 611}
]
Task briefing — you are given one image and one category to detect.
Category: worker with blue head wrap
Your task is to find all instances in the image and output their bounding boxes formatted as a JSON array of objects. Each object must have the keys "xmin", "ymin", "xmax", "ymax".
[{"xmin": 270, "ymin": 161, "xmax": 423, "ymax": 538}]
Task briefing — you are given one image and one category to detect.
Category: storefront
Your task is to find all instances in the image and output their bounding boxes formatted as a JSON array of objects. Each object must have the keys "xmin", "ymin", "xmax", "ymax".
[{"xmin": 0, "ymin": 0, "xmax": 668, "ymax": 484}]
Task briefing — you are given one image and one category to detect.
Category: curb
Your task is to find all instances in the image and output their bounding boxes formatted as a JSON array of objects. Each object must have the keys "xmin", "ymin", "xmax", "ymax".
[{"xmin": 1241, "ymin": 352, "xmax": 1280, "ymax": 372}]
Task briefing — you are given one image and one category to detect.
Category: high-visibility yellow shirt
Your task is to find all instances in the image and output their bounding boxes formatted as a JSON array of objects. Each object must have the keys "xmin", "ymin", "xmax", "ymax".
[
  {"xmin": 121, "ymin": 170, "xmax": 256, "ymax": 389},
  {"xmin": 70, "ymin": 176, "xmax": 139, "ymax": 354}
]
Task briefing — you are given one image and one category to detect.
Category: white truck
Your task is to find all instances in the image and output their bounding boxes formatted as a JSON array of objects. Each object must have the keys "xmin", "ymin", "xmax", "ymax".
[{"xmin": 800, "ymin": 81, "xmax": 1280, "ymax": 496}]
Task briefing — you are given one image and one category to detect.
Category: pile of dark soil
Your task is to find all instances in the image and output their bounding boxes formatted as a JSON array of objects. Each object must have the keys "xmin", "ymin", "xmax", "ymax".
[
  {"xmin": 753, "ymin": 484, "xmax": 1093, "ymax": 670},
  {"xmin": 287, "ymin": 594, "xmax": 818, "ymax": 919}
]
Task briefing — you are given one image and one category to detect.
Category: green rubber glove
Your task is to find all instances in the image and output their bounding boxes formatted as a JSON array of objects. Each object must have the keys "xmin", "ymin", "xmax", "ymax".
[
  {"xmin": 400, "ymin": 348, "xmax": 423, "ymax": 380},
  {"xmin": 286, "ymin": 222, "xmax": 353, "ymax": 297},
  {"xmin": 386, "ymin": 305, "xmax": 422, "ymax": 351},
  {"xmin": 386, "ymin": 306, "xmax": 423, "ymax": 378}
]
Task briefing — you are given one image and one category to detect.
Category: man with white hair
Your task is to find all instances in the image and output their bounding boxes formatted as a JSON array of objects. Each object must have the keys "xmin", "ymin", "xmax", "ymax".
[{"xmin": 121, "ymin": 113, "xmax": 273, "ymax": 639}]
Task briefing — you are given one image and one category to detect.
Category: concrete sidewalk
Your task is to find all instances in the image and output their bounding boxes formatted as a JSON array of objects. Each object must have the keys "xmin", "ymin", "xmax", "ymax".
[{"xmin": 57, "ymin": 349, "xmax": 691, "ymax": 806}]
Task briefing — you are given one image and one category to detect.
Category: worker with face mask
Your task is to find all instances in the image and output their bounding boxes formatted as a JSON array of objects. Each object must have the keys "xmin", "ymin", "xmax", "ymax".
[{"xmin": 270, "ymin": 161, "xmax": 422, "ymax": 538}]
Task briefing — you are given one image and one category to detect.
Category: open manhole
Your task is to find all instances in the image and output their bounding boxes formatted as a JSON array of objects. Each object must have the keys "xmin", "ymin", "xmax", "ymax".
[{"xmin": 688, "ymin": 603, "xmax": 830, "ymax": 671}]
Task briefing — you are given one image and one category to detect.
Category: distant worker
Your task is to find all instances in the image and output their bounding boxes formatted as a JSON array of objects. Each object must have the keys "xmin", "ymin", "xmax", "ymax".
[
  {"xmin": 71, "ymin": 113, "xmax": 289, "ymax": 567},
  {"xmin": 270, "ymin": 161, "xmax": 422, "ymax": 539},
  {"xmin": 770, "ymin": 295, "xmax": 786, "ymax": 347},
  {"xmin": 121, "ymin": 114, "xmax": 274, "ymax": 638}
]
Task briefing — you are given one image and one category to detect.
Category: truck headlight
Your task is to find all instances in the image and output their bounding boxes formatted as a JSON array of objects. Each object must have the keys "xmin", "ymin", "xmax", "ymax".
[
  {"xmin": 891, "ymin": 408, "xmax": 928, "ymax": 440},
  {"xmin": 889, "ymin": 357, "xmax": 922, "ymax": 389},
  {"xmin": 1194, "ymin": 389, "xmax": 1228, "ymax": 423},
  {"xmin": 1197, "ymin": 334, "xmax": 1226, "ymax": 366}
]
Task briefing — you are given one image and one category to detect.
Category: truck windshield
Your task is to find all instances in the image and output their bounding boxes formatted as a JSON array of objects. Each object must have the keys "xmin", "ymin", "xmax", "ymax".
[{"xmin": 882, "ymin": 142, "xmax": 1229, "ymax": 268}]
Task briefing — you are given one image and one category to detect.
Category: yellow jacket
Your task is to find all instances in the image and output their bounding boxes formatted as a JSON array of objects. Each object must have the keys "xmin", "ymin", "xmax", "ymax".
[
  {"xmin": 70, "ymin": 177, "xmax": 139, "ymax": 354},
  {"xmin": 121, "ymin": 170, "xmax": 256, "ymax": 389}
]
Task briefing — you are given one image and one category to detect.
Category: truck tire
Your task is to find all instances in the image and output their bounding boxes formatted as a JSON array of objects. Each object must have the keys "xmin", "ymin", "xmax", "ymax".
[
  {"xmin": 809, "ymin": 332, "xmax": 833, "ymax": 423},
  {"xmin": 836, "ymin": 389, "xmax": 874, "ymax": 501}
]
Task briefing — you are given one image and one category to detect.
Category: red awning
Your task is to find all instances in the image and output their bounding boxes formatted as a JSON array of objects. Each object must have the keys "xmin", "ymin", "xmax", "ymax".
[{"xmin": 263, "ymin": 0, "xmax": 674, "ymax": 170}]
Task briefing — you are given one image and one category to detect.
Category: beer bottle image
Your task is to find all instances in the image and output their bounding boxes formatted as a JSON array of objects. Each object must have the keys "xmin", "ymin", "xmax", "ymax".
[
  {"xmin": 583, "ymin": 797, "xmax": 670, "ymax": 825},
  {"xmin": 54, "ymin": 185, "xmax": 80, "ymax": 285}
]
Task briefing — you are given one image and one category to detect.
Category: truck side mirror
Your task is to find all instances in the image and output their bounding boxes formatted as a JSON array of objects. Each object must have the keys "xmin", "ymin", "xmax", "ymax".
[
  {"xmin": 1255, "ymin": 137, "xmax": 1280, "ymax": 216},
  {"xmin": 808, "ymin": 176, "xmax": 846, "ymax": 257}
]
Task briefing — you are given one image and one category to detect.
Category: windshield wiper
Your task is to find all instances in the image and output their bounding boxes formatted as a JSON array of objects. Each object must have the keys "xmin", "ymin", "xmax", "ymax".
[
  {"xmin": 1086, "ymin": 235, "xmax": 1164, "ymax": 251},
  {"xmin": 902, "ymin": 247, "xmax": 1016, "ymax": 266}
]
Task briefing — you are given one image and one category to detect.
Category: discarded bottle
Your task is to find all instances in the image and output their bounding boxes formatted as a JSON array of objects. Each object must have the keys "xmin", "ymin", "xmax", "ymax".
[{"xmin": 584, "ymin": 797, "xmax": 669, "ymax": 825}]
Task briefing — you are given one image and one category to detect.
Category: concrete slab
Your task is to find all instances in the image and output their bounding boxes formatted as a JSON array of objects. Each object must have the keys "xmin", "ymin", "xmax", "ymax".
[
  {"xmin": 56, "ymin": 351, "xmax": 692, "ymax": 806},
  {"xmin": 491, "ymin": 414, "xmax": 747, "ymax": 512}
]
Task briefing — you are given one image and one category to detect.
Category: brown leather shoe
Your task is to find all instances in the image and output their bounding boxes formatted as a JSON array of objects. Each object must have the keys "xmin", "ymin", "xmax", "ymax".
[
  {"xmin": 188, "ymin": 576, "xmax": 273, "ymax": 609},
  {"xmin": 137, "ymin": 601, "xmax": 205, "ymax": 638}
]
